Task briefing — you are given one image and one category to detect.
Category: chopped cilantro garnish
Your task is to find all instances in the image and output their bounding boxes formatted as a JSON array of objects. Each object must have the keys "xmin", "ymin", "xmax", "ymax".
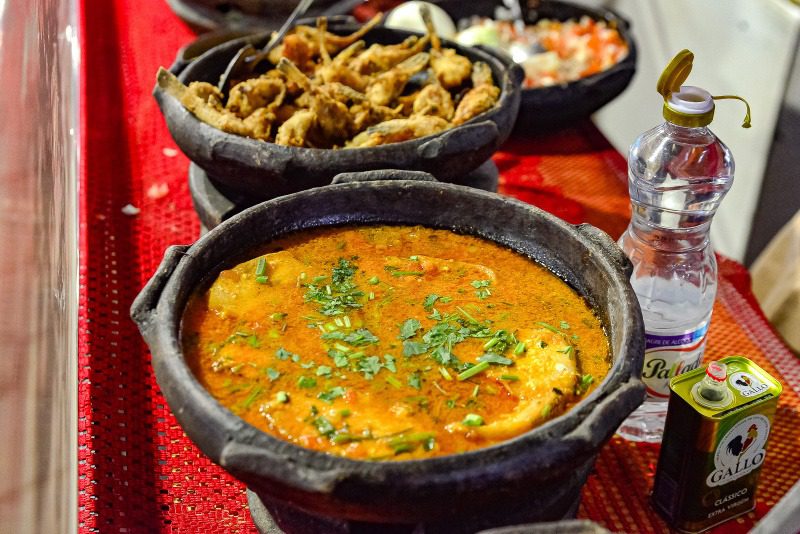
[
  {"xmin": 383, "ymin": 354, "xmax": 397, "ymax": 372},
  {"xmin": 357, "ymin": 356, "xmax": 385, "ymax": 379},
  {"xmin": 398, "ymin": 318, "xmax": 422, "ymax": 340},
  {"xmin": 423, "ymin": 294, "xmax": 451, "ymax": 310},
  {"xmin": 304, "ymin": 259, "xmax": 364, "ymax": 316},
  {"xmin": 297, "ymin": 376, "xmax": 317, "ymax": 389},
  {"xmin": 275, "ymin": 347, "xmax": 295, "ymax": 361},
  {"xmin": 408, "ymin": 372, "xmax": 422, "ymax": 390},
  {"xmin": 471, "ymin": 279, "xmax": 492, "ymax": 299},
  {"xmin": 330, "ymin": 350, "xmax": 349, "ymax": 368},
  {"xmin": 318, "ymin": 386, "xmax": 345, "ymax": 403},
  {"xmin": 321, "ymin": 328, "xmax": 379, "ymax": 346},
  {"xmin": 560, "ymin": 321, "xmax": 571, "ymax": 330},
  {"xmin": 312, "ymin": 416, "xmax": 336, "ymax": 436},
  {"xmin": 403, "ymin": 341, "xmax": 428, "ymax": 357},
  {"xmin": 316, "ymin": 365, "xmax": 332, "ymax": 377},
  {"xmin": 265, "ymin": 368, "xmax": 280, "ymax": 381}
]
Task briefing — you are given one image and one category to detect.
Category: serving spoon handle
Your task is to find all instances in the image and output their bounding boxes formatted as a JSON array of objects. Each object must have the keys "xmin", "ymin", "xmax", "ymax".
[{"xmin": 217, "ymin": 0, "xmax": 315, "ymax": 96}]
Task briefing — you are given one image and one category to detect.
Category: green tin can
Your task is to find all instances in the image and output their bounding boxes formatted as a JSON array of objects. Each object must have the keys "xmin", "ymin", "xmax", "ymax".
[{"xmin": 652, "ymin": 355, "xmax": 782, "ymax": 533}]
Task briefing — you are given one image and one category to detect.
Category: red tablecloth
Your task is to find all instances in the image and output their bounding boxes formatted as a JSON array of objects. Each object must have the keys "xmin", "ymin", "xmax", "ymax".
[{"xmin": 77, "ymin": 1, "xmax": 800, "ymax": 532}]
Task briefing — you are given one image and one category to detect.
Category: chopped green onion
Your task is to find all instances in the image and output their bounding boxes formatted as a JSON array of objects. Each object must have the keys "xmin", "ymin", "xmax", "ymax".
[
  {"xmin": 339, "ymin": 409, "xmax": 351, "ymax": 417},
  {"xmin": 334, "ymin": 317, "xmax": 343, "ymax": 327},
  {"xmin": 334, "ymin": 342, "xmax": 351, "ymax": 353},
  {"xmin": 438, "ymin": 367, "xmax": 453, "ymax": 381},
  {"xmin": 457, "ymin": 361, "xmax": 490, "ymax": 381},
  {"xmin": 324, "ymin": 323, "xmax": 337, "ymax": 332},
  {"xmin": 483, "ymin": 337, "xmax": 500, "ymax": 350},
  {"xmin": 255, "ymin": 275, "xmax": 269, "ymax": 284},
  {"xmin": 455, "ymin": 306, "xmax": 478, "ymax": 324},
  {"xmin": 462, "ymin": 413, "xmax": 484, "ymax": 426},
  {"xmin": 514, "ymin": 342, "xmax": 526, "ymax": 355},
  {"xmin": 385, "ymin": 266, "xmax": 424, "ymax": 277},
  {"xmin": 270, "ymin": 312, "xmax": 287, "ymax": 321},
  {"xmin": 368, "ymin": 276, "xmax": 380, "ymax": 285},
  {"xmin": 343, "ymin": 315, "xmax": 351, "ymax": 328},
  {"xmin": 255, "ymin": 257, "xmax": 266, "ymax": 276},
  {"xmin": 501, "ymin": 374, "xmax": 519, "ymax": 382},
  {"xmin": 241, "ymin": 385, "xmax": 264, "ymax": 409},
  {"xmin": 471, "ymin": 385, "xmax": 480, "ymax": 398},
  {"xmin": 477, "ymin": 353, "xmax": 513, "ymax": 365},
  {"xmin": 385, "ymin": 376, "xmax": 403, "ymax": 388},
  {"xmin": 535, "ymin": 321, "xmax": 560, "ymax": 333},
  {"xmin": 276, "ymin": 391, "xmax": 289, "ymax": 403},
  {"xmin": 369, "ymin": 291, "xmax": 375, "ymax": 300}
]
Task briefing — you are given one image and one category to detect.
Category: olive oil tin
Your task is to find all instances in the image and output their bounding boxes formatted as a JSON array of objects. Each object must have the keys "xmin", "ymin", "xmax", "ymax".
[{"xmin": 651, "ymin": 355, "xmax": 782, "ymax": 533}]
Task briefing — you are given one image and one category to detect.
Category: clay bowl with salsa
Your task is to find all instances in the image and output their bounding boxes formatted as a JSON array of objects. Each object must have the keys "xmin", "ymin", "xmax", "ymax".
[
  {"xmin": 154, "ymin": 17, "xmax": 523, "ymax": 202},
  {"xmin": 132, "ymin": 171, "xmax": 644, "ymax": 532},
  {"xmin": 434, "ymin": 0, "xmax": 637, "ymax": 131}
]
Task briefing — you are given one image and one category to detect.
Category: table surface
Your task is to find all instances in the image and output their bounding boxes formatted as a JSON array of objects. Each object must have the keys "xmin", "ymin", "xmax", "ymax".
[{"xmin": 77, "ymin": 1, "xmax": 800, "ymax": 532}]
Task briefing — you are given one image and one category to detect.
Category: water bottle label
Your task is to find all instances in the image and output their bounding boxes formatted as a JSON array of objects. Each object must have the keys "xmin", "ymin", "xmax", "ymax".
[{"xmin": 642, "ymin": 321, "xmax": 710, "ymax": 399}]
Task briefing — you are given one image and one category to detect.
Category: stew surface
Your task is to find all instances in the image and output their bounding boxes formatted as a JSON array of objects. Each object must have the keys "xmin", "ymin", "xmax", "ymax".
[{"xmin": 182, "ymin": 225, "xmax": 610, "ymax": 460}]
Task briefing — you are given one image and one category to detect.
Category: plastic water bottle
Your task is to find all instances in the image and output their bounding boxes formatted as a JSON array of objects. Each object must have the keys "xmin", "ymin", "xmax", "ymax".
[{"xmin": 616, "ymin": 50, "xmax": 751, "ymax": 442}]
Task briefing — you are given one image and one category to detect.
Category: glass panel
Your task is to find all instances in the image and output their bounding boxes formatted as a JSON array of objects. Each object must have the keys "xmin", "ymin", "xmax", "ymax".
[{"xmin": 0, "ymin": 0, "xmax": 79, "ymax": 531}]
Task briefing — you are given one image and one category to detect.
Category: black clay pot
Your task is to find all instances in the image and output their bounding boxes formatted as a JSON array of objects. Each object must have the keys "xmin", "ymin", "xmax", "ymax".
[
  {"xmin": 166, "ymin": 0, "xmax": 362, "ymax": 33},
  {"xmin": 154, "ymin": 18, "xmax": 523, "ymax": 202},
  {"xmin": 131, "ymin": 171, "xmax": 645, "ymax": 533},
  {"xmin": 434, "ymin": 0, "xmax": 637, "ymax": 131}
]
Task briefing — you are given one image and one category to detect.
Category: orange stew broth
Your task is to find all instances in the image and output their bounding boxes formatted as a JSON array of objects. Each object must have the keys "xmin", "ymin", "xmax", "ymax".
[{"xmin": 182, "ymin": 225, "xmax": 610, "ymax": 460}]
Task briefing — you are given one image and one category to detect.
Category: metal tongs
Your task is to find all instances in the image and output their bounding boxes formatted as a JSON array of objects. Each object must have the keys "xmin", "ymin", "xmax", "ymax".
[{"xmin": 217, "ymin": 0, "xmax": 315, "ymax": 97}]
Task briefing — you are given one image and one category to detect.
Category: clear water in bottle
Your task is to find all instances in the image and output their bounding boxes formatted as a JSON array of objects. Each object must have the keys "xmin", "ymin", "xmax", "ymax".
[{"xmin": 617, "ymin": 117, "xmax": 734, "ymax": 442}]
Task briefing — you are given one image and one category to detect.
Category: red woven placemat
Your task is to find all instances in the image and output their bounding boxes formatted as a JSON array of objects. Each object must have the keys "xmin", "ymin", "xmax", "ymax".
[{"xmin": 77, "ymin": 1, "xmax": 800, "ymax": 531}]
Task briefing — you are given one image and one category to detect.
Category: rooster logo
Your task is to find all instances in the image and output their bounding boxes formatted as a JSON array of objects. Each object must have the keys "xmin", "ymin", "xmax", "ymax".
[
  {"xmin": 735, "ymin": 374, "xmax": 752, "ymax": 388},
  {"xmin": 726, "ymin": 424, "xmax": 758, "ymax": 458}
]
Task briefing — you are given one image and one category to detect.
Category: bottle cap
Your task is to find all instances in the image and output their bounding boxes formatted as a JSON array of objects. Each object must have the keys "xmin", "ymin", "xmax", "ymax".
[
  {"xmin": 656, "ymin": 49, "xmax": 752, "ymax": 128},
  {"xmin": 706, "ymin": 361, "xmax": 727, "ymax": 383}
]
